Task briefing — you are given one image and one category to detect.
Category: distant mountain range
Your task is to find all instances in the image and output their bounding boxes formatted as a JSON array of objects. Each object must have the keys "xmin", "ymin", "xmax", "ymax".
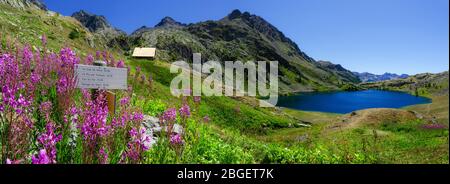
[
  {"xmin": 361, "ymin": 71, "xmax": 448, "ymax": 96},
  {"xmin": 353, "ymin": 72, "xmax": 409, "ymax": 82}
]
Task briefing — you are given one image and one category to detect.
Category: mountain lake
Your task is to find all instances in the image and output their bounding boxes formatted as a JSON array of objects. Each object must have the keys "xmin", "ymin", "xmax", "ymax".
[{"xmin": 277, "ymin": 89, "xmax": 431, "ymax": 114}]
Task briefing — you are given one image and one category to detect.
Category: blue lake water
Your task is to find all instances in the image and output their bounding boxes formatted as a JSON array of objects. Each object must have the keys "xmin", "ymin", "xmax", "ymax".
[{"xmin": 277, "ymin": 90, "xmax": 431, "ymax": 114}]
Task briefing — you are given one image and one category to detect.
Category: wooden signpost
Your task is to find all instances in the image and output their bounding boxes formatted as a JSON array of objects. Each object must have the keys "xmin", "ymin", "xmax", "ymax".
[{"xmin": 75, "ymin": 61, "xmax": 127, "ymax": 115}]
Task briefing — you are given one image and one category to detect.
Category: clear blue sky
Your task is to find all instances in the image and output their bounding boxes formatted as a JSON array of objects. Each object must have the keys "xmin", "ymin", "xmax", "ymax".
[{"xmin": 43, "ymin": 0, "xmax": 449, "ymax": 75}]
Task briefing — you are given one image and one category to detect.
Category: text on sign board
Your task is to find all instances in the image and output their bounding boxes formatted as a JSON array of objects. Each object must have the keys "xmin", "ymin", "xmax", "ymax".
[{"xmin": 74, "ymin": 64, "xmax": 127, "ymax": 90}]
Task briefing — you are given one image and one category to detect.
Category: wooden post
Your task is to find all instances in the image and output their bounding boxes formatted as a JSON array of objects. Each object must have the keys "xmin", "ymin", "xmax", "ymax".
[{"xmin": 106, "ymin": 91, "xmax": 116, "ymax": 115}]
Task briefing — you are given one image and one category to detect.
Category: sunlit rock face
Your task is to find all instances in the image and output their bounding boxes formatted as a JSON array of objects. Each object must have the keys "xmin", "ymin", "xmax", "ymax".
[{"xmin": 0, "ymin": 0, "xmax": 47, "ymax": 10}]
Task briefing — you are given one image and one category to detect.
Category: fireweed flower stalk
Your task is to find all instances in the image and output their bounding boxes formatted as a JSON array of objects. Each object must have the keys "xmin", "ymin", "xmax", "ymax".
[
  {"xmin": 36, "ymin": 122, "xmax": 62, "ymax": 164},
  {"xmin": 108, "ymin": 53, "xmax": 116, "ymax": 67},
  {"xmin": 98, "ymin": 147, "xmax": 109, "ymax": 164},
  {"xmin": 111, "ymin": 109, "xmax": 131, "ymax": 129},
  {"xmin": 133, "ymin": 66, "xmax": 141, "ymax": 82},
  {"xmin": 95, "ymin": 51, "xmax": 101, "ymax": 60},
  {"xmin": 119, "ymin": 96, "xmax": 130, "ymax": 106},
  {"xmin": 170, "ymin": 130, "xmax": 185, "ymax": 160},
  {"xmin": 3, "ymin": 114, "xmax": 33, "ymax": 163},
  {"xmin": 56, "ymin": 47, "xmax": 79, "ymax": 112},
  {"xmin": 77, "ymin": 92, "xmax": 111, "ymax": 163},
  {"xmin": 39, "ymin": 101, "xmax": 53, "ymax": 121},
  {"xmin": 179, "ymin": 104, "xmax": 191, "ymax": 119},
  {"xmin": 179, "ymin": 104, "xmax": 191, "ymax": 127},
  {"xmin": 111, "ymin": 95, "xmax": 137, "ymax": 129},
  {"xmin": 79, "ymin": 93, "xmax": 110, "ymax": 140},
  {"xmin": 140, "ymin": 74, "xmax": 146, "ymax": 84},
  {"xmin": 158, "ymin": 108, "xmax": 178, "ymax": 145},
  {"xmin": 161, "ymin": 108, "xmax": 177, "ymax": 124},
  {"xmin": 193, "ymin": 96, "xmax": 201, "ymax": 113},
  {"xmin": 160, "ymin": 107, "xmax": 177, "ymax": 134},
  {"xmin": 31, "ymin": 149, "xmax": 51, "ymax": 164},
  {"xmin": 40, "ymin": 34, "xmax": 47, "ymax": 48},
  {"xmin": 160, "ymin": 106, "xmax": 189, "ymax": 159},
  {"xmin": 85, "ymin": 54, "xmax": 94, "ymax": 65},
  {"xmin": 170, "ymin": 133, "xmax": 184, "ymax": 145},
  {"xmin": 132, "ymin": 112, "xmax": 144, "ymax": 122},
  {"xmin": 63, "ymin": 105, "xmax": 80, "ymax": 150},
  {"xmin": 135, "ymin": 67, "xmax": 141, "ymax": 77},
  {"xmin": 148, "ymin": 74, "xmax": 153, "ymax": 89},
  {"xmin": 0, "ymin": 53, "xmax": 34, "ymax": 162},
  {"xmin": 111, "ymin": 94, "xmax": 135, "ymax": 129},
  {"xmin": 122, "ymin": 127, "xmax": 151, "ymax": 164},
  {"xmin": 116, "ymin": 60, "xmax": 125, "ymax": 68}
]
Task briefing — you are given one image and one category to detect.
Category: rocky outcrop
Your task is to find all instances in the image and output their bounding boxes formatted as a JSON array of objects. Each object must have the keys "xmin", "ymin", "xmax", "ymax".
[
  {"xmin": 141, "ymin": 115, "xmax": 184, "ymax": 148},
  {"xmin": 71, "ymin": 10, "xmax": 128, "ymax": 49},
  {"xmin": 71, "ymin": 10, "xmax": 124, "ymax": 34},
  {"xmin": 0, "ymin": 0, "xmax": 46, "ymax": 10},
  {"xmin": 72, "ymin": 10, "xmax": 109, "ymax": 32}
]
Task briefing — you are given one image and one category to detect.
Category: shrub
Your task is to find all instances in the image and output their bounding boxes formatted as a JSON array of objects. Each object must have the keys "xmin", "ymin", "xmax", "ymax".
[
  {"xmin": 340, "ymin": 83, "xmax": 360, "ymax": 91},
  {"xmin": 69, "ymin": 29, "xmax": 81, "ymax": 40},
  {"xmin": 144, "ymin": 99, "xmax": 167, "ymax": 116}
]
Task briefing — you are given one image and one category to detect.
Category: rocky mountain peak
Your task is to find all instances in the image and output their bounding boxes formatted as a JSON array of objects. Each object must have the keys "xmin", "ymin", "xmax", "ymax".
[
  {"xmin": 72, "ymin": 10, "xmax": 111, "ymax": 32},
  {"xmin": 227, "ymin": 9, "xmax": 242, "ymax": 19},
  {"xmin": 223, "ymin": 9, "xmax": 313, "ymax": 62},
  {"xmin": 155, "ymin": 16, "xmax": 185, "ymax": 28},
  {"xmin": 71, "ymin": 10, "xmax": 127, "ymax": 49}
]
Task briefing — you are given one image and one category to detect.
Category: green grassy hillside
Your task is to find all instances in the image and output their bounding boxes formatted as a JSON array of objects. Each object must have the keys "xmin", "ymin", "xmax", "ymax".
[{"xmin": 0, "ymin": 3, "xmax": 115, "ymax": 56}]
